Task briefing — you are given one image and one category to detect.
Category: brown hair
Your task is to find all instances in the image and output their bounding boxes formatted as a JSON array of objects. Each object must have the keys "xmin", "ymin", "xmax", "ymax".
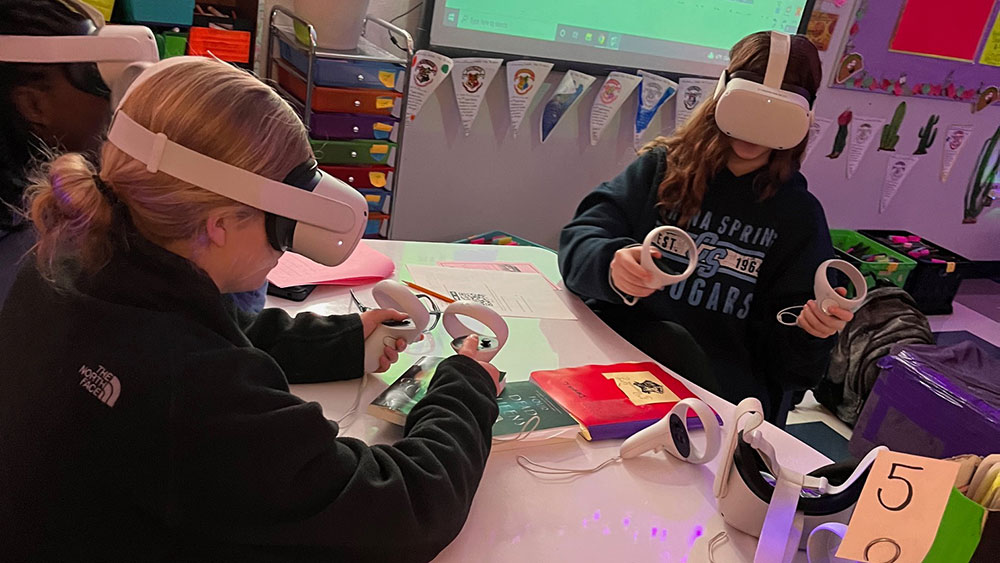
[
  {"xmin": 25, "ymin": 58, "xmax": 312, "ymax": 281},
  {"xmin": 643, "ymin": 32, "xmax": 822, "ymax": 226}
]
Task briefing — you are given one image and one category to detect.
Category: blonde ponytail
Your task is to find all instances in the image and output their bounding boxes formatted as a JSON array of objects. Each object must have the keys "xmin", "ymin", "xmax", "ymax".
[{"xmin": 26, "ymin": 153, "xmax": 115, "ymax": 278}]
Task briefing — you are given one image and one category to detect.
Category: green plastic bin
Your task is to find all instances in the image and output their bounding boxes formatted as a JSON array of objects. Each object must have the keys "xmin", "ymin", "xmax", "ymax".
[
  {"xmin": 453, "ymin": 230, "xmax": 554, "ymax": 252},
  {"xmin": 829, "ymin": 229, "xmax": 916, "ymax": 289},
  {"xmin": 310, "ymin": 139, "xmax": 396, "ymax": 166}
]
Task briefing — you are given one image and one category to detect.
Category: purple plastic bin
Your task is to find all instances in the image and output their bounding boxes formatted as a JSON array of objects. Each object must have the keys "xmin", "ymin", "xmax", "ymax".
[
  {"xmin": 849, "ymin": 342, "xmax": 1000, "ymax": 459},
  {"xmin": 310, "ymin": 113, "xmax": 397, "ymax": 141}
]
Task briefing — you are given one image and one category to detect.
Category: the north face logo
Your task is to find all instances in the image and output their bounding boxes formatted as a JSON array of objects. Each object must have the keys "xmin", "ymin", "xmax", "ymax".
[{"xmin": 79, "ymin": 364, "xmax": 120, "ymax": 407}]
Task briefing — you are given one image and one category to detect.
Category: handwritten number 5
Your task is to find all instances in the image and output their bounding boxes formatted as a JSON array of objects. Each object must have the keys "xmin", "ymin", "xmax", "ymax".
[{"xmin": 877, "ymin": 463, "xmax": 923, "ymax": 512}]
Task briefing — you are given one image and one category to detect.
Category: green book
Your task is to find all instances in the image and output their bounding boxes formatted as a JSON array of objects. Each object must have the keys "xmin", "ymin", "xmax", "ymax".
[{"xmin": 368, "ymin": 357, "xmax": 580, "ymax": 450}]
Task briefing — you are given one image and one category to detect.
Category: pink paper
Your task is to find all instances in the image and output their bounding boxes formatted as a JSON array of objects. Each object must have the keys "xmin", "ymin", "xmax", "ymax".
[
  {"xmin": 267, "ymin": 243, "xmax": 395, "ymax": 287},
  {"xmin": 437, "ymin": 261, "xmax": 559, "ymax": 289}
]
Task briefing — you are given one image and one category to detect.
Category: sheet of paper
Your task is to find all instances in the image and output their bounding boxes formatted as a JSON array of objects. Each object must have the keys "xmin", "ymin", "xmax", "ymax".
[
  {"xmin": 267, "ymin": 243, "xmax": 395, "ymax": 287},
  {"xmin": 406, "ymin": 50, "xmax": 452, "ymax": 122},
  {"xmin": 675, "ymin": 77, "xmax": 717, "ymax": 129},
  {"xmin": 450, "ymin": 57, "xmax": 503, "ymax": 136},
  {"xmin": 634, "ymin": 70, "xmax": 677, "ymax": 149},
  {"xmin": 881, "ymin": 155, "xmax": 921, "ymax": 213},
  {"xmin": 941, "ymin": 125, "xmax": 973, "ymax": 182},
  {"xmin": 804, "ymin": 116, "xmax": 833, "ymax": 162},
  {"xmin": 437, "ymin": 261, "xmax": 559, "ymax": 289},
  {"xmin": 590, "ymin": 72, "xmax": 641, "ymax": 145},
  {"xmin": 540, "ymin": 70, "xmax": 595, "ymax": 142},
  {"xmin": 847, "ymin": 116, "xmax": 886, "ymax": 178},
  {"xmin": 837, "ymin": 451, "xmax": 960, "ymax": 562},
  {"xmin": 506, "ymin": 60, "xmax": 554, "ymax": 136},
  {"xmin": 407, "ymin": 264, "xmax": 577, "ymax": 320}
]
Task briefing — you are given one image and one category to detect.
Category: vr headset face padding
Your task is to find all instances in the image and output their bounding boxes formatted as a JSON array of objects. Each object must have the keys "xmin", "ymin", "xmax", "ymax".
[
  {"xmin": 731, "ymin": 431, "xmax": 871, "ymax": 516},
  {"xmin": 266, "ymin": 160, "xmax": 324, "ymax": 252}
]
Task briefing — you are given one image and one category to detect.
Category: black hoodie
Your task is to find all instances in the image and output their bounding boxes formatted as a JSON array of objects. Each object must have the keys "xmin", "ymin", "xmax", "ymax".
[{"xmin": 0, "ymin": 224, "xmax": 498, "ymax": 562}]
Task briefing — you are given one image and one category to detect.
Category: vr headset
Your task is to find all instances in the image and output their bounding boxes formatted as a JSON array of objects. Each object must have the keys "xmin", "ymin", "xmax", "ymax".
[
  {"xmin": 714, "ymin": 398, "xmax": 885, "ymax": 562},
  {"xmin": 0, "ymin": 0, "xmax": 158, "ymax": 104},
  {"xmin": 713, "ymin": 31, "xmax": 815, "ymax": 150},
  {"xmin": 107, "ymin": 57, "xmax": 368, "ymax": 266}
]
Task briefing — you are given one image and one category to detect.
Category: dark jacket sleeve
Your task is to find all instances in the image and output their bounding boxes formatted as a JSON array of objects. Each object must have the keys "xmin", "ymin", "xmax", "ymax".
[
  {"xmin": 559, "ymin": 150, "xmax": 663, "ymax": 304},
  {"xmin": 167, "ymin": 351, "xmax": 498, "ymax": 562},
  {"xmin": 236, "ymin": 308, "xmax": 365, "ymax": 383},
  {"xmin": 748, "ymin": 190, "xmax": 837, "ymax": 393}
]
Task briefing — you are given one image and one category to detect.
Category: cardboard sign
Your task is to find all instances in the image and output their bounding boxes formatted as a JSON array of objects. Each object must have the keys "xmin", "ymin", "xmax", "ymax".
[{"xmin": 837, "ymin": 451, "xmax": 961, "ymax": 562}]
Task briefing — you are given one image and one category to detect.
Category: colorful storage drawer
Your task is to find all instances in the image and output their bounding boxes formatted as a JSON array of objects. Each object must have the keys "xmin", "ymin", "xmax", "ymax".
[
  {"xmin": 187, "ymin": 27, "xmax": 251, "ymax": 64},
  {"xmin": 358, "ymin": 189, "xmax": 391, "ymax": 213},
  {"xmin": 82, "ymin": 0, "xmax": 115, "ymax": 20},
  {"xmin": 121, "ymin": 0, "xmax": 195, "ymax": 26},
  {"xmin": 365, "ymin": 213, "xmax": 389, "ymax": 238},
  {"xmin": 311, "ymin": 139, "xmax": 396, "ymax": 165},
  {"xmin": 319, "ymin": 165, "xmax": 393, "ymax": 189},
  {"xmin": 310, "ymin": 113, "xmax": 397, "ymax": 140},
  {"xmin": 156, "ymin": 31, "xmax": 188, "ymax": 59},
  {"xmin": 278, "ymin": 66, "xmax": 402, "ymax": 116},
  {"xmin": 280, "ymin": 41, "xmax": 404, "ymax": 91}
]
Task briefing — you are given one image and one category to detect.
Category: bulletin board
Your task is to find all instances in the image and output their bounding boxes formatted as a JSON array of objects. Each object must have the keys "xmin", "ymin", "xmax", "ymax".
[{"xmin": 832, "ymin": 0, "xmax": 1000, "ymax": 110}]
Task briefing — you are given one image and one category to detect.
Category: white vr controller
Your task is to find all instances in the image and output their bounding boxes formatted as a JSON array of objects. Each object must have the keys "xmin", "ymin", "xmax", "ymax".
[
  {"xmin": 619, "ymin": 398, "xmax": 722, "ymax": 464},
  {"xmin": 640, "ymin": 226, "xmax": 699, "ymax": 288},
  {"xmin": 777, "ymin": 259, "xmax": 868, "ymax": 326},
  {"xmin": 363, "ymin": 280, "xmax": 431, "ymax": 373},
  {"xmin": 445, "ymin": 301, "xmax": 509, "ymax": 393}
]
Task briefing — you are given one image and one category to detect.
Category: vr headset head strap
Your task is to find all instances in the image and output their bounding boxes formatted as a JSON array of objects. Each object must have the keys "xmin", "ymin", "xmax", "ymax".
[{"xmin": 764, "ymin": 31, "xmax": 791, "ymax": 90}]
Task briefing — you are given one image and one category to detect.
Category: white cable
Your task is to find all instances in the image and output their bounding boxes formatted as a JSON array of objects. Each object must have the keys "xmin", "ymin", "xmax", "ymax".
[
  {"xmin": 492, "ymin": 415, "xmax": 541, "ymax": 445},
  {"xmin": 336, "ymin": 373, "xmax": 369, "ymax": 427},
  {"xmin": 776, "ymin": 305, "xmax": 805, "ymax": 326},
  {"xmin": 516, "ymin": 455, "xmax": 622, "ymax": 476}
]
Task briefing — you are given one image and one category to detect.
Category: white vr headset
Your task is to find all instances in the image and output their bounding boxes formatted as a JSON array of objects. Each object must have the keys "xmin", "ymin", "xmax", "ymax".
[
  {"xmin": 0, "ymin": 0, "xmax": 158, "ymax": 106},
  {"xmin": 714, "ymin": 31, "xmax": 815, "ymax": 150},
  {"xmin": 106, "ymin": 57, "xmax": 369, "ymax": 267},
  {"xmin": 714, "ymin": 398, "xmax": 886, "ymax": 562}
]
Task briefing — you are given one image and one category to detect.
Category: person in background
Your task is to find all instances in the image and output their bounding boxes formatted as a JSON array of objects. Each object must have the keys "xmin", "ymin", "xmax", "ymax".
[
  {"xmin": 0, "ymin": 0, "xmax": 269, "ymax": 312},
  {"xmin": 559, "ymin": 32, "xmax": 852, "ymax": 423},
  {"xmin": 0, "ymin": 57, "xmax": 502, "ymax": 561},
  {"xmin": 0, "ymin": 0, "xmax": 112, "ymax": 305}
]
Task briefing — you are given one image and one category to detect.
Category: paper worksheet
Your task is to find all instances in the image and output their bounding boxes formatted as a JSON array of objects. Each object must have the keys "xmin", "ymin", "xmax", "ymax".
[{"xmin": 407, "ymin": 265, "xmax": 577, "ymax": 320}]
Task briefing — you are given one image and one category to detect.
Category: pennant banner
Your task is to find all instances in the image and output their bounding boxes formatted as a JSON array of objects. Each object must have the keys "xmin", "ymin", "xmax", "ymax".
[
  {"xmin": 941, "ymin": 125, "xmax": 974, "ymax": 182},
  {"xmin": 590, "ymin": 72, "xmax": 641, "ymax": 145},
  {"xmin": 450, "ymin": 57, "xmax": 503, "ymax": 136},
  {"xmin": 540, "ymin": 70, "xmax": 595, "ymax": 142},
  {"xmin": 506, "ymin": 60, "xmax": 554, "ymax": 137},
  {"xmin": 675, "ymin": 77, "xmax": 717, "ymax": 129},
  {"xmin": 847, "ymin": 116, "xmax": 886, "ymax": 178},
  {"xmin": 406, "ymin": 50, "xmax": 453, "ymax": 122},
  {"xmin": 881, "ymin": 155, "xmax": 921, "ymax": 213},
  {"xmin": 634, "ymin": 70, "xmax": 678, "ymax": 149},
  {"xmin": 804, "ymin": 116, "xmax": 833, "ymax": 162}
]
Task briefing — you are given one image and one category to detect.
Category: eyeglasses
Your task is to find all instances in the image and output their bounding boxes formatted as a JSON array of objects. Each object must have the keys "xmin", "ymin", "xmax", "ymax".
[{"xmin": 350, "ymin": 290, "xmax": 442, "ymax": 332}]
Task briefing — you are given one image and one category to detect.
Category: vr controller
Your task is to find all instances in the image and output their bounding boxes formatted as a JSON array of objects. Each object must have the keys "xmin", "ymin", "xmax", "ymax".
[
  {"xmin": 619, "ymin": 398, "xmax": 722, "ymax": 464},
  {"xmin": 778, "ymin": 259, "xmax": 868, "ymax": 326},
  {"xmin": 639, "ymin": 226, "xmax": 700, "ymax": 288},
  {"xmin": 362, "ymin": 280, "xmax": 430, "ymax": 373},
  {"xmin": 446, "ymin": 301, "xmax": 509, "ymax": 394}
]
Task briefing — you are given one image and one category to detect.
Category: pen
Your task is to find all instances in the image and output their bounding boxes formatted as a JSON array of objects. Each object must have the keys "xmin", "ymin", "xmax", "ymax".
[{"xmin": 403, "ymin": 281, "xmax": 455, "ymax": 303}]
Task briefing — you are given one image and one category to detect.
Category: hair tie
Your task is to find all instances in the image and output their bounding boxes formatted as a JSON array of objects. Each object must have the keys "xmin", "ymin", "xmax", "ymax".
[{"xmin": 92, "ymin": 174, "xmax": 118, "ymax": 204}]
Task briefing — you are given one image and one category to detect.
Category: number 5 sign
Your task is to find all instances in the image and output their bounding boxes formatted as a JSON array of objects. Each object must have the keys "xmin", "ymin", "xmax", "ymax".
[{"xmin": 837, "ymin": 451, "xmax": 961, "ymax": 562}]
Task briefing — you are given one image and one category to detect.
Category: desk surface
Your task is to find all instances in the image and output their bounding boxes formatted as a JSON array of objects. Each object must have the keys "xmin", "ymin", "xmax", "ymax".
[{"xmin": 267, "ymin": 241, "xmax": 831, "ymax": 562}]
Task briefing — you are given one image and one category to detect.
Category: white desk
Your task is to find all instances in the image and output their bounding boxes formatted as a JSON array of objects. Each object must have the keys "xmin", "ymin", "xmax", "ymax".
[{"xmin": 267, "ymin": 241, "xmax": 831, "ymax": 562}]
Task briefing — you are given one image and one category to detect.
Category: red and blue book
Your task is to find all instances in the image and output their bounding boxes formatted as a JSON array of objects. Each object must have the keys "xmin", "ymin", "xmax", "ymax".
[{"xmin": 530, "ymin": 361, "xmax": 718, "ymax": 441}]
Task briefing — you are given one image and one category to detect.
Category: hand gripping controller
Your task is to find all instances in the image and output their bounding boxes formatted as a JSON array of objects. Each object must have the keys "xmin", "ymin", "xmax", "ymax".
[
  {"xmin": 619, "ymin": 398, "xmax": 722, "ymax": 464},
  {"xmin": 445, "ymin": 301, "xmax": 509, "ymax": 393},
  {"xmin": 777, "ymin": 259, "xmax": 868, "ymax": 326},
  {"xmin": 363, "ymin": 280, "xmax": 430, "ymax": 373},
  {"xmin": 639, "ymin": 226, "xmax": 699, "ymax": 288}
]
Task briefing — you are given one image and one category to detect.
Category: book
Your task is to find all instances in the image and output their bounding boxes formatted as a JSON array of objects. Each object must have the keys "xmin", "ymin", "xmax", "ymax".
[
  {"xmin": 529, "ymin": 362, "xmax": 718, "ymax": 441},
  {"xmin": 368, "ymin": 357, "xmax": 579, "ymax": 450}
]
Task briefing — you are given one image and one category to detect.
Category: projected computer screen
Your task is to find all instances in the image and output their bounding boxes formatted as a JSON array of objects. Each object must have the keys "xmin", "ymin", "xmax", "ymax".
[{"xmin": 429, "ymin": 0, "xmax": 815, "ymax": 76}]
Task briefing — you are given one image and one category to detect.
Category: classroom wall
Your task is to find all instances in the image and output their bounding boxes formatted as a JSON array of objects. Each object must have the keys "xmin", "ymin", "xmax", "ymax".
[{"xmin": 259, "ymin": 1, "xmax": 1000, "ymax": 260}]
